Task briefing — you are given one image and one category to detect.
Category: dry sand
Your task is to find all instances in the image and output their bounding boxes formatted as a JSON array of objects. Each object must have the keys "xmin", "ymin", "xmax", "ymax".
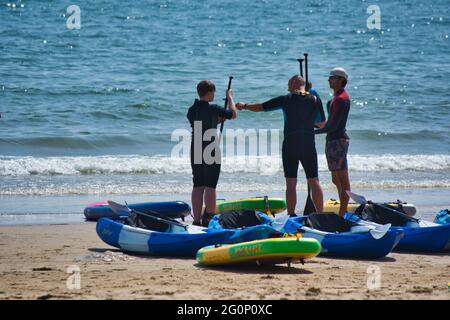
[{"xmin": 0, "ymin": 222, "xmax": 449, "ymax": 300}]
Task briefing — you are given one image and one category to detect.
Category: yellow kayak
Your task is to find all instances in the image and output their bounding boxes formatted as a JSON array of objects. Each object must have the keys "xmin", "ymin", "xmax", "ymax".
[
  {"xmin": 196, "ymin": 236, "xmax": 321, "ymax": 266},
  {"xmin": 323, "ymin": 199, "xmax": 416, "ymax": 216}
]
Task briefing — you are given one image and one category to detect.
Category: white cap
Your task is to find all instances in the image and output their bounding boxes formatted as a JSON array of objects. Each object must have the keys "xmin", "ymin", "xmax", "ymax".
[{"xmin": 330, "ymin": 67, "xmax": 348, "ymax": 80}]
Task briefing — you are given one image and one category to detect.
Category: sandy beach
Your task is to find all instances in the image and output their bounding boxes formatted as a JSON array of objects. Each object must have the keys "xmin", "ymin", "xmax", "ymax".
[{"xmin": 0, "ymin": 222, "xmax": 449, "ymax": 300}]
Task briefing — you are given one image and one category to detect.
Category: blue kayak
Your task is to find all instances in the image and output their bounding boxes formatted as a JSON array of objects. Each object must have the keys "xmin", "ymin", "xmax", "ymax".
[
  {"xmin": 96, "ymin": 217, "xmax": 234, "ymax": 256},
  {"xmin": 283, "ymin": 215, "xmax": 404, "ymax": 259},
  {"xmin": 345, "ymin": 212, "xmax": 450, "ymax": 252},
  {"xmin": 85, "ymin": 201, "xmax": 191, "ymax": 221}
]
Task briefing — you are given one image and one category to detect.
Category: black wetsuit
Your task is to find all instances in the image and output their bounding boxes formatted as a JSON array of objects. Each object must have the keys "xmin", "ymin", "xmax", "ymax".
[
  {"xmin": 262, "ymin": 93, "xmax": 325, "ymax": 179},
  {"xmin": 187, "ymin": 99, "xmax": 233, "ymax": 188}
]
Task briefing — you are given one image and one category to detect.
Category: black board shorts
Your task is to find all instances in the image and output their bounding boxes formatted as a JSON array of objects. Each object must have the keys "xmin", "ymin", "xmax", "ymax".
[
  {"xmin": 191, "ymin": 163, "xmax": 221, "ymax": 189},
  {"xmin": 282, "ymin": 140, "xmax": 319, "ymax": 179}
]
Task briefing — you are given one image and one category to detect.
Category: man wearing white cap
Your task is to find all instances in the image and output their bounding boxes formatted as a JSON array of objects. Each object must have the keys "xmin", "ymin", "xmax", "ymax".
[{"xmin": 315, "ymin": 67, "xmax": 351, "ymax": 216}]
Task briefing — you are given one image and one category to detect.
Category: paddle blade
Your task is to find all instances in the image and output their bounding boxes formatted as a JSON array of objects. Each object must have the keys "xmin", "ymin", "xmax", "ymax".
[
  {"xmin": 369, "ymin": 223, "xmax": 391, "ymax": 240},
  {"xmin": 271, "ymin": 212, "xmax": 289, "ymax": 232},
  {"xmin": 107, "ymin": 200, "xmax": 131, "ymax": 216},
  {"xmin": 346, "ymin": 190, "xmax": 368, "ymax": 205}
]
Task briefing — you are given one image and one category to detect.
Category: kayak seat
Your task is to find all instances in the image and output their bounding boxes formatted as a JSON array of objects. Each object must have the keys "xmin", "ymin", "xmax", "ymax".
[
  {"xmin": 218, "ymin": 210, "xmax": 263, "ymax": 229},
  {"xmin": 126, "ymin": 212, "xmax": 170, "ymax": 232},
  {"xmin": 307, "ymin": 213, "xmax": 356, "ymax": 233},
  {"xmin": 363, "ymin": 203, "xmax": 410, "ymax": 227}
]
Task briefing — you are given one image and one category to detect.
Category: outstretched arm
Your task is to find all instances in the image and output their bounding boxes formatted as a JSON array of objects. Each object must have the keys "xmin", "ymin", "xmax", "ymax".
[{"xmin": 236, "ymin": 102, "xmax": 264, "ymax": 112}]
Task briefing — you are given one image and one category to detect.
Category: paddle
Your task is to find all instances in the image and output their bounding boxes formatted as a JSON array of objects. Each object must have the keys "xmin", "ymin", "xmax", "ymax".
[
  {"xmin": 219, "ymin": 76, "xmax": 234, "ymax": 134},
  {"xmin": 301, "ymin": 52, "xmax": 317, "ymax": 215},
  {"xmin": 271, "ymin": 211, "xmax": 290, "ymax": 232},
  {"xmin": 296, "ymin": 58, "xmax": 304, "ymax": 77},
  {"xmin": 346, "ymin": 191, "xmax": 419, "ymax": 223},
  {"xmin": 107, "ymin": 200, "xmax": 189, "ymax": 230}
]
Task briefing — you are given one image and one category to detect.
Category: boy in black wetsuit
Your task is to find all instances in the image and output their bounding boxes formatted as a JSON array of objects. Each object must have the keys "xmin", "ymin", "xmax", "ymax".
[
  {"xmin": 315, "ymin": 67, "xmax": 351, "ymax": 216},
  {"xmin": 187, "ymin": 80, "xmax": 237, "ymax": 226},
  {"xmin": 236, "ymin": 75, "xmax": 325, "ymax": 215}
]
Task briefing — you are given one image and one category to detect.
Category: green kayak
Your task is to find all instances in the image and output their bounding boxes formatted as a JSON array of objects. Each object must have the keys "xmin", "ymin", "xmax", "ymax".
[{"xmin": 216, "ymin": 197, "xmax": 286, "ymax": 215}]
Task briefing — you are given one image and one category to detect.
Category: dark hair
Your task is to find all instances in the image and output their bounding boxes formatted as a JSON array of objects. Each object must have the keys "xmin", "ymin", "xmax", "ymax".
[
  {"xmin": 342, "ymin": 78, "xmax": 347, "ymax": 88},
  {"xmin": 197, "ymin": 80, "xmax": 216, "ymax": 97}
]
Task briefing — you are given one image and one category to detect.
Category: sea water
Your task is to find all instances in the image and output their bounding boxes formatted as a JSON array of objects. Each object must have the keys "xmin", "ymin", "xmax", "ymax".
[{"xmin": 1, "ymin": 0, "xmax": 449, "ymax": 224}]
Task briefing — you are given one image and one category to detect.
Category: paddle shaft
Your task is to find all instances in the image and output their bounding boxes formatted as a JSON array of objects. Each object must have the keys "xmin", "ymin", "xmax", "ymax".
[
  {"xmin": 302, "ymin": 52, "xmax": 316, "ymax": 215},
  {"xmin": 108, "ymin": 200, "xmax": 188, "ymax": 229},
  {"xmin": 132, "ymin": 209, "xmax": 188, "ymax": 229},
  {"xmin": 304, "ymin": 53, "xmax": 309, "ymax": 88},
  {"xmin": 219, "ymin": 76, "xmax": 233, "ymax": 134},
  {"xmin": 297, "ymin": 59, "xmax": 304, "ymax": 77}
]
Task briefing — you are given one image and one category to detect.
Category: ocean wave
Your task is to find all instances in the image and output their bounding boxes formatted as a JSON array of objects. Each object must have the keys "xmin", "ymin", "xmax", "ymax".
[{"xmin": 0, "ymin": 154, "xmax": 449, "ymax": 176}]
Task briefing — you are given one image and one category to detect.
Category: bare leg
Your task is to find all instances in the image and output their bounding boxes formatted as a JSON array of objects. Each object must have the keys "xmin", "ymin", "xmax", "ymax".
[
  {"xmin": 191, "ymin": 186, "xmax": 205, "ymax": 223},
  {"xmin": 204, "ymin": 187, "xmax": 217, "ymax": 214},
  {"xmin": 336, "ymin": 170, "xmax": 351, "ymax": 216},
  {"xmin": 285, "ymin": 178, "xmax": 297, "ymax": 215},
  {"xmin": 331, "ymin": 171, "xmax": 341, "ymax": 200},
  {"xmin": 307, "ymin": 177, "xmax": 324, "ymax": 212}
]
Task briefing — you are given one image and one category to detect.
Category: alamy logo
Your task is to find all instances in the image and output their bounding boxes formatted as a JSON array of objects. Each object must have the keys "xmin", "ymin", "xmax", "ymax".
[
  {"xmin": 66, "ymin": 265, "xmax": 81, "ymax": 290},
  {"xmin": 366, "ymin": 265, "xmax": 381, "ymax": 290},
  {"xmin": 367, "ymin": 5, "xmax": 381, "ymax": 30},
  {"xmin": 171, "ymin": 123, "xmax": 281, "ymax": 175},
  {"xmin": 66, "ymin": 5, "xmax": 81, "ymax": 30}
]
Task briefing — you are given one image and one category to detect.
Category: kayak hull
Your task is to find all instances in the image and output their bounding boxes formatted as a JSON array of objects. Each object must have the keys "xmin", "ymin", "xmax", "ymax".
[
  {"xmin": 96, "ymin": 218, "xmax": 234, "ymax": 256},
  {"xmin": 85, "ymin": 201, "xmax": 191, "ymax": 221},
  {"xmin": 285, "ymin": 217, "xmax": 403, "ymax": 259},
  {"xmin": 392, "ymin": 224, "xmax": 450, "ymax": 252}
]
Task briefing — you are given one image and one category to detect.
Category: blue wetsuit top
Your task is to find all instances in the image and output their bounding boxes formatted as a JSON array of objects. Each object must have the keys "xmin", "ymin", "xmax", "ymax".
[{"xmin": 309, "ymin": 88, "xmax": 326, "ymax": 125}]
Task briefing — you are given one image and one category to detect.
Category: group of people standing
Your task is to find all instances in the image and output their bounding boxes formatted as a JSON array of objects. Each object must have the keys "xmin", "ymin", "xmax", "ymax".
[{"xmin": 187, "ymin": 67, "xmax": 351, "ymax": 226}]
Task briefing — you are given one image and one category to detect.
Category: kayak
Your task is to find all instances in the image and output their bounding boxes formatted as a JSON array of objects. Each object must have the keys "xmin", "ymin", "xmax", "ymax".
[
  {"xmin": 216, "ymin": 197, "xmax": 286, "ymax": 215},
  {"xmin": 196, "ymin": 236, "xmax": 321, "ymax": 266},
  {"xmin": 96, "ymin": 217, "xmax": 234, "ymax": 256},
  {"xmin": 323, "ymin": 199, "xmax": 416, "ymax": 217},
  {"xmin": 283, "ymin": 213, "xmax": 404, "ymax": 259},
  {"xmin": 345, "ymin": 207, "xmax": 450, "ymax": 252},
  {"xmin": 84, "ymin": 201, "xmax": 191, "ymax": 221}
]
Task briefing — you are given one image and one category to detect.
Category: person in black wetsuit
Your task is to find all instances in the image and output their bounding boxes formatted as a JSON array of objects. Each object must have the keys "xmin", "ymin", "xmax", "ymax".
[
  {"xmin": 187, "ymin": 80, "xmax": 237, "ymax": 226},
  {"xmin": 315, "ymin": 67, "xmax": 351, "ymax": 216},
  {"xmin": 236, "ymin": 75, "xmax": 326, "ymax": 215}
]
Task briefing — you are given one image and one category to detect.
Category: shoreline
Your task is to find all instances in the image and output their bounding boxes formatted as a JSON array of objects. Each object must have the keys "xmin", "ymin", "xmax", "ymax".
[
  {"xmin": 1, "ymin": 187, "xmax": 448, "ymax": 226},
  {"xmin": 0, "ymin": 223, "xmax": 449, "ymax": 300}
]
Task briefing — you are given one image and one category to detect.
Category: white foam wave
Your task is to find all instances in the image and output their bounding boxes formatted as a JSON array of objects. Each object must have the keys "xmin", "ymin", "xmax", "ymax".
[
  {"xmin": 0, "ymin": 154, "xmax": 449, "ymax": 176},
  {"xmin": 1, "ymin": 179, "xmax": 450, "ymax": 196}
]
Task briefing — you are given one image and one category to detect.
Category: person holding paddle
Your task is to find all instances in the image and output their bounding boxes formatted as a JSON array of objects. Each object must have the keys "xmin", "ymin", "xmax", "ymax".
[
  {"xmin": 315, "ymin": 67, "xmax": 351, "ymax": 216},
  {"xmin": 236, "ymin": 75, "xmax": 325, "ymax": 216},
  {"xmin": 187, "ymin": 79, "xmax": 237, "ymax": 226}
]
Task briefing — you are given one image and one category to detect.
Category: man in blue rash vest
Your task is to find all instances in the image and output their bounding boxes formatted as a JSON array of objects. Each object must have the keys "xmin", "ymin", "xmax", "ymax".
[
  {"xmin": 187, "ymin": 80, "xmax": 237, "ymax": 226},
  {"xmin": 315, "ymin": 67, "xmax": 351, "ymax": 216},
  {"xmin": 236, "ymin": 75, "xmax": 326, "ymax": 216}
]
